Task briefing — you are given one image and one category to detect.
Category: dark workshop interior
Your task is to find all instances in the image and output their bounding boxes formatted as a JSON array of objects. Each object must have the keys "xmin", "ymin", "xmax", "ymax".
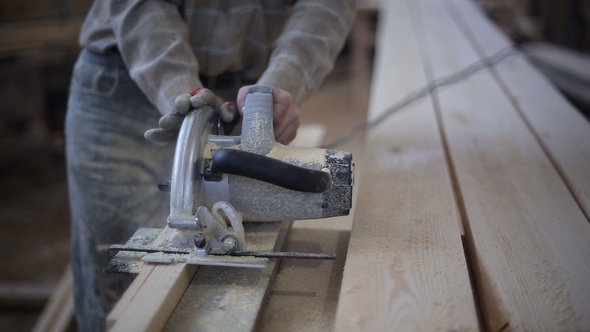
[{"xmin": 0, "ymin": 0, "xmax": 589, "ymax": 330}]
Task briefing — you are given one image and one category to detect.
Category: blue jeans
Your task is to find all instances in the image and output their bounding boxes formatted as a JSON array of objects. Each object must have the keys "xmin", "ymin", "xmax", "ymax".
[{"xmin": 66, "ymin": 49, "xmax": 174, "ymax": 331}]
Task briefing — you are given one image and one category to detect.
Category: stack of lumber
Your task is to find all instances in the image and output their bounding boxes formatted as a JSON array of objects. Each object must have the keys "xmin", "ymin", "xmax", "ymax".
[{"xmin": 336, "ymin": 0, "xmax": 590, "ymax": 330}]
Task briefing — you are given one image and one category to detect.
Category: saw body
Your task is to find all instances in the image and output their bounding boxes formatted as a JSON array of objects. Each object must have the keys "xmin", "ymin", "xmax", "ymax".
[{"xmin": 107, "ymin": 86, "xmax": 354, "ymax": 270}]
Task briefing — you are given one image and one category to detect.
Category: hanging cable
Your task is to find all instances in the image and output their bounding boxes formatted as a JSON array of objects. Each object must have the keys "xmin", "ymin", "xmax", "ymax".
[{"xmin": 322, "ymin": 45, "xmax": 519, "ymax": 149}]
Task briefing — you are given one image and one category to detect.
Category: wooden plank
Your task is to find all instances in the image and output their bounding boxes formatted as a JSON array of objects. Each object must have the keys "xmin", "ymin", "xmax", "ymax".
[
  {"xmin": 446, "ymin": 0, "xmax": 590, "ymax": 219},
  {"xmin": 334, "ymin": 0, "xmax": 479, "ymax": 330},
  {"xmin": 108, "ymin": 263, "xmax": 198, "ymax": 332},
  {"xmin": 107, "ymin": 222, "xmax": 199, "ymax": 331},
  {"xmin": 32, "ymin": 264, "xmax": 74, "ymax": 332},
  {"xmin": 414, "ymin": 0, "xmax": 590, "ymax": 330},
  {"xmin": 106, "ymin": 264, "xmax": 157, "ymax": 329}
]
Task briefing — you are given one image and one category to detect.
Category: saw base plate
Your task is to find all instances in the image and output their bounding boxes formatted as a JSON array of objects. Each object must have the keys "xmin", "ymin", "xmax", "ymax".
[{"xmin": 104, "ymin": 222, "xmax": 283, "ymax": 274}]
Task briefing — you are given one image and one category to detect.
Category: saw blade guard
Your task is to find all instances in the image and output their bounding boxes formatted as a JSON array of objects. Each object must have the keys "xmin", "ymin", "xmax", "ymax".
[{"xmin": 167, "ymin": 105, "xmax": 216, "ymax": 229}]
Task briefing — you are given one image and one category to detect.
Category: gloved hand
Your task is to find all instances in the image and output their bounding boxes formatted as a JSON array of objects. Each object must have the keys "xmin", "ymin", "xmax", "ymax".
[
  {"xmin": 237, "ymin": 85, "xmax": 300, "ymax": 145},
  {"xmin": 145, "ymin": 88, "xmax": 238, "ymax": 144}
]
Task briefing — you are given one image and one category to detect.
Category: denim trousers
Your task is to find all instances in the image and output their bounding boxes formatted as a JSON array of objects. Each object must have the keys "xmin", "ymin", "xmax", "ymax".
[{"xmin": 66, "ymin": 49, "xmax": 175, "ymax": 331}]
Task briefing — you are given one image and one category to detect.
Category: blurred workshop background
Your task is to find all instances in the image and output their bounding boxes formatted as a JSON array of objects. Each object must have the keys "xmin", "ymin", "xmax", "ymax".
[{"xmin": 0, "ymin": 0, "xmax": 588, "ymax": 330}]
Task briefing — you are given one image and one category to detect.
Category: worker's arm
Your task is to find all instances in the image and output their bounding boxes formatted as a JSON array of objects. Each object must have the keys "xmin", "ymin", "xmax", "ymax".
[
  {"xmin": 111, "ymin": 1, "xmax": 300, "ymax": 145},
  {"xmin": 110, "ymin": 0, "xmax": 202, "ymax": 116},
  {"xmin": 257, "ymin": 0, "xmax": 357, "ymax": 105}
]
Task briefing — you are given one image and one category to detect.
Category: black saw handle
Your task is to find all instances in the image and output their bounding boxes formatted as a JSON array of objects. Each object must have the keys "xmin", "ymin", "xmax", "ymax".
[{"xmin": 210, "ymin": 149, "xmax": 332, "ymax": 193}]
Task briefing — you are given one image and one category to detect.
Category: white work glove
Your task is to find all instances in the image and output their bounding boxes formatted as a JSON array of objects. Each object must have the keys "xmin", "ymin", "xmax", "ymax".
[{"xmin": 145, "ymin": 88, "xmax": 238, "ymax": 144}]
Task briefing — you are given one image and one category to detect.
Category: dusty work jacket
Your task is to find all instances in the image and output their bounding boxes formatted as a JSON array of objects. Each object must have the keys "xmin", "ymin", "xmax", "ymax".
[{"xmin": 79, "ymin": 0, "xmax": 356, "ymax": 115}]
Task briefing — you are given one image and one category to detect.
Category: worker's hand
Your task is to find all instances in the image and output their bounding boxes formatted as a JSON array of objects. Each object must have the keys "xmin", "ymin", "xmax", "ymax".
[
  {"xmin": 145, "ymin": 88, "xmax": 238, "ymax": 144},
  {"xmin": 237, "ymin": 85, "xmax": 300, "ymax": 145}
]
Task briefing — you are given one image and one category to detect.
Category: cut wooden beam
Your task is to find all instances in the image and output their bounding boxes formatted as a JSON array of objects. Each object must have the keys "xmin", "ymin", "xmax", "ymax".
[
  {"xmin": 108, "ymin": 262, "xmax": 198, "ymax": 332},
  {"xmin": 414, "ymin": 0, "xmax": 590, "ymax": 329},
  {"xmin": 335, "ymin": 0, "xmax": 479, "ymax": 330},
  {"xmin": 106, "ymin": 264, "xmax": 157, "ymax": 329}
]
